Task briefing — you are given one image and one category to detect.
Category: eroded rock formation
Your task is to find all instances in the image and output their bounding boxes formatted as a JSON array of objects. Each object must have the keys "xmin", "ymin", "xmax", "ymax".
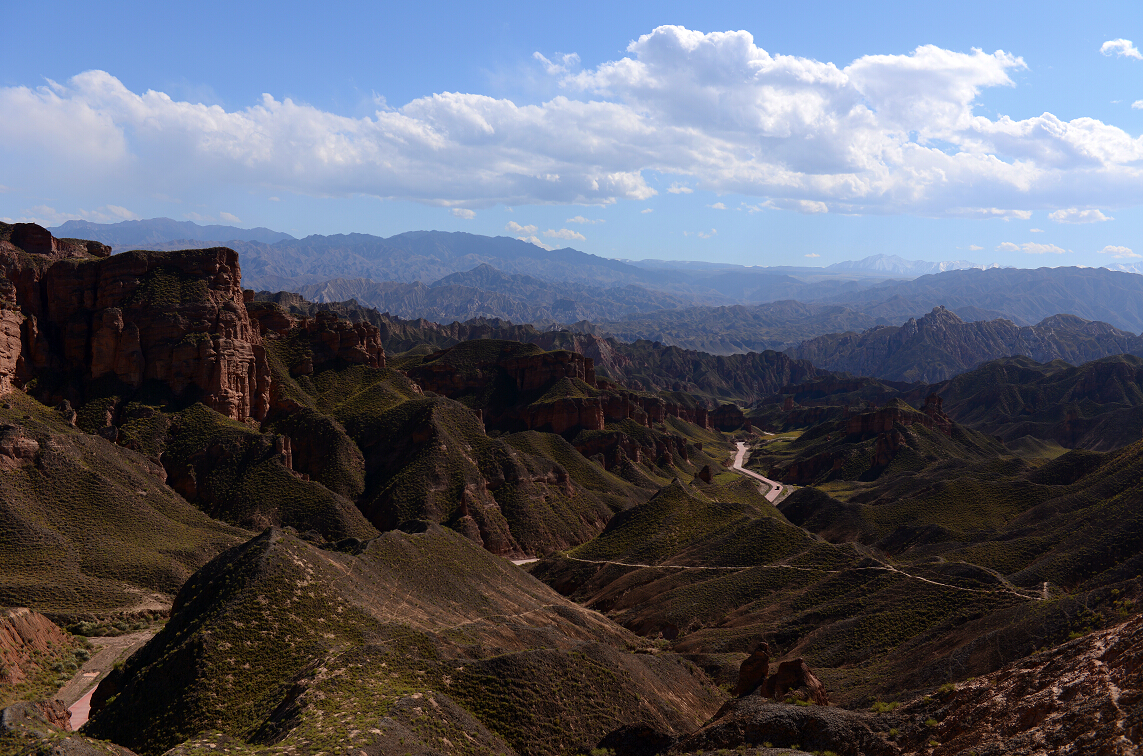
[
  {"xmin": 733, "ymin": 642, "xmax": 771, "ymax": 696},
  {"xmin": 0, "ymin": 608, "xmax": 73, "ymax": 686},
  {"xmin": 846, "ymin": 397, "xmax": 951, "ymax": 438},
  {"xmin": 0, "ymin": 424, "xmax": 39, "ymax": 470},
  {"xmin": 0, "ymin": 225, "xmax": 271, "ymax": 422}
]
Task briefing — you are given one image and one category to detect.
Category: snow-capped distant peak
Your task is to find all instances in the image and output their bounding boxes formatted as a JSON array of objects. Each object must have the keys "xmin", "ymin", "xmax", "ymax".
[{"xmin": 826, "ymin": 254, "xmax": 996, "ymax": 276}]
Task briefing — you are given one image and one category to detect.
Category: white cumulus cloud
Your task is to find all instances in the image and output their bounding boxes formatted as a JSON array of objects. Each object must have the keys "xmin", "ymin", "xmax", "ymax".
[
  {"xmin": 1098, "ymin": 244, "xmax": 1138, "ymax": 258},
  {"xmin": 1134, "ymin": 101, "xmax": 1143, "ymax": 110},
  {"xmin": 450, "ymin": 208, "xmax": 476, "ymax": 219},
  {"xmin": 969, "ymin": 244, "xmax": 983, "ymax": 250},
  {"xmin": 4, "ymin": 28, "xmax": 1143, "ymax": 218},
  {"xmin": 219, "ymin": 211, "xmax": 241, "ymax": 224},
  {"xmin": 1049, "ymin": 208, "xmax": 1113, "ymax": 224},
  {"xmin": 1101, "ymin": 39, "xmax": 1142, "ymax": 60},
  {"xmin": 708, "ymin": 202, "xmax": 727, "ymax": 210},
  {"xmin": 506, "ymin": 221, "xmax": 537, "ymax": 234},
  {"xmin": 641, "ymin": 208, "xmax": 654, "ymax": 214},
  {"xmin": 543, "ymin": 228, "xmax": 586, "ymax": 241}
]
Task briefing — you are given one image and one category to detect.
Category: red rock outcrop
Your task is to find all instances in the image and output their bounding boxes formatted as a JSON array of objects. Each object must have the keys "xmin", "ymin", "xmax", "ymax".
[
  {"xmin": 0, "ymin": 307, "xmax": 23, "ymax": 396},
  {"xmin": 9, "ymin": 222, "xmax": 111, "ymax": 258},
  {"xmin": 0, "ymin": 424, "xmax": 39, "ymax": 470},
  {"xmin": 873, "ymin": 428, "xmax": 906, "ymax": 467},
  {"xmin": 518, "ymin": 396, "xmax": 605, "ymax": 434},
  {"xmin": 731, "ymin": 643, "xmax": 830, "ymax": 705},
  {"xmin": 758, "ymin": 658, "xmax": 830, "ymax": 706},
  {"xmin": 572, "ymin": 428, "xmax": 692, "ymax": 472},
  {"xmin": 0, "ymin": 224, "xmax": 270, "ymax": 422},
  {"xmin": 711, "ymin": 403, "xmax": 747, "ymax": 431},
  {"xmin": 895, "ymin": 613, "xmax": 1143, "ymax": 755},
  {"xmin": 733, "ymin": 642, "xmax": 772, "ymax": 696},
  {"xmin": 0, "ymin": 608, "xmax": 74, "ymax": 686},
  {"xmin": 503, "ymin": 349, "xmax": 594, "ymax": 391},
  {"xmin": 846, "ymin": 397, "xmax": 951, "ymax": 438},
  {"xmin": 245, "ymin": 298, "xmax": 296, "ymax": 336},
  {"xmin": 282, "ymin": 311, "xmax": 386, "ymax": 376}
]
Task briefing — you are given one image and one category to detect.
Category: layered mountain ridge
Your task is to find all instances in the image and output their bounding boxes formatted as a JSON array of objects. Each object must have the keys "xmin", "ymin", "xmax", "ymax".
[{"xmin": 788, "ymin": 305, "xmax": 1143, "ymax": 383}]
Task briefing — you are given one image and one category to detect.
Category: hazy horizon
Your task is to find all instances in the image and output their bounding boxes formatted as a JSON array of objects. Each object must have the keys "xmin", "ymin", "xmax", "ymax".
[{"xmin": 4, "ymin": 1, "xmax": 1142, "ymax": 269}]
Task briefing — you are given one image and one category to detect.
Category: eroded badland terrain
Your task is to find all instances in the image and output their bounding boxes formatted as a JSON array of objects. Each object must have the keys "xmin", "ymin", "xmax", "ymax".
[{"xmin": 0, "ymin": 222, "xmax": 1140, "ymax": 756}]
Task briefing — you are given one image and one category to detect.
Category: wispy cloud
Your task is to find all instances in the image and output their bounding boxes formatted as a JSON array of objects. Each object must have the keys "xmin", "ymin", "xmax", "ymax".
[
  {"xmin": 804, "ymin": 253, "xmax": 821, "ymax": 258},
  {"xmin": 565, "ymin": 215, "xmax": 603, "ymax": 224},
  {"xmin": 1098, "ymin": 244, "xmax": 1138, "ymax": 258},
  {"xmin": 707, "ymin": 202, "xmax": 727, "ymax": 210},
  {"xmin": 641, "ymin": 208, "xmax": 653, "ymax": 214},
  {"xmin": 697, "ymin": 228, "xmax": 717, "ymax": 239},
  {"xmin": 969, "ymin": 244, "xmax": 983, "ymax": 250},
  {"xmin": 1101, "ymin": 39, "xmax": 1142, "ymax": 60},
  {"xmin": 219, "ymin": 211, "xmax": 241, "ymax": 224},
  {"xmin": 450, "ymin": 208, "xmax": 476, "ymax": 219},
  {"xmin": 667, "ymin": 182, "xmax": 693, "ymax": 194},
  {"xmin": 533, "ymin": 51, "xmax": 580, "ymax": 75},
  {"xmin": 1049, "ymin": 208, "xmax": 1113, "ymax": 224},
  {"xmin": 998, "ymin": 241, "xmax": 1067, "ymax": 254},
  {"xmin": 1029, "ymin": 228, "xmax": 1044, "ymax": 233},
  {"xmin": 6, "ymin": 203, "xmax": 141, "ymax": 225}
]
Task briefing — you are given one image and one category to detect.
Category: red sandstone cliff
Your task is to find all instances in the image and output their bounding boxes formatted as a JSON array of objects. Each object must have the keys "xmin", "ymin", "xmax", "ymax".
[
  {"xmin": 251, "ymin": 308, "xmax": 386, "ymax": 375},
  {"xmin": 0, "ymin": 223, "xmax": 269, "ymax": 421}
]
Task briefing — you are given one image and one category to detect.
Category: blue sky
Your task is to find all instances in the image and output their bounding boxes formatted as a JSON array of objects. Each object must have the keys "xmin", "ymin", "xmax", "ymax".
[{"xmin": 2, "ymin": 1, "xmax": 1141, "ymax": 268}]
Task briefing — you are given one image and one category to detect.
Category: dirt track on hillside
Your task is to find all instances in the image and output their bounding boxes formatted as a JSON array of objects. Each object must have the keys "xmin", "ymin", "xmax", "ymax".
[{"xmin": 61, "ymin": 631, "xmax": 154, "ymax": 729}]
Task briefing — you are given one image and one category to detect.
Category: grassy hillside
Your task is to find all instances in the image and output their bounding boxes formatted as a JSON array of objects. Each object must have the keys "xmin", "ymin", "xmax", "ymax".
[
  {"xmin": 533, "ymin": 424, "xmax": 1143, "ymax": 707},
  {"xmin": 85, "ymin": 526, "xmax": 723, "ymax": 756},
  {"xmin": 0, "ymin": 391, "xmax": 245, "ymax": 619}
]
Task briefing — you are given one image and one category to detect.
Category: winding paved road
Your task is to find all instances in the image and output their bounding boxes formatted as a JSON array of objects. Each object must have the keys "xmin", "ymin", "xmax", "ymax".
[{"xmin": 733, "ymin": 441, "xmax": 783, "ymax": 504}]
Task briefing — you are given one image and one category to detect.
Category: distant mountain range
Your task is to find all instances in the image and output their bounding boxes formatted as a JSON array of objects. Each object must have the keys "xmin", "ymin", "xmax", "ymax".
[
  {"xmin": 52, "ymin": 217, "xmax": 294, "ymax": 246},
  {"xmin": 48, "ymin": 218, "xmax": 1143, "ymax": 355},
  {"xmin": 787, "ymin": 306, "xmax": 1143, "ymax": 383},
  {"xmin": 292, "ymin": 264, "xmax": 694, "ymax": 323},
  {"xmin": 43, "ymin": 218, "xmax": 993, "ymax": 291}
]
